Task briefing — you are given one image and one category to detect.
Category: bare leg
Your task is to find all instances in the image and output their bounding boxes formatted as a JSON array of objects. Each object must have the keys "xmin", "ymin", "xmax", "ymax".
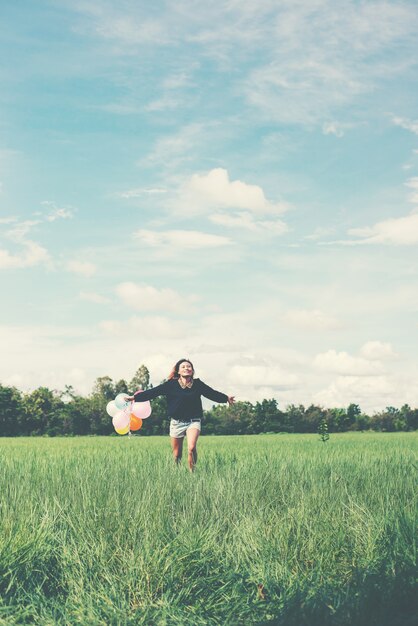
[
  {"xmin": 171, "ymin": 437, "xmax": 184, "ymax": 465},
  {"xmin": 186, "ymin": 427, "xmax": 200, "ymax": 472}
]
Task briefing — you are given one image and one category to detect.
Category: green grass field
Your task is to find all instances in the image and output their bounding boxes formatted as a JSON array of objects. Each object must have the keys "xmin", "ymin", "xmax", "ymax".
[{"xmin": 0, "ymin": 433, "xmax": 416, "ymax": 625}]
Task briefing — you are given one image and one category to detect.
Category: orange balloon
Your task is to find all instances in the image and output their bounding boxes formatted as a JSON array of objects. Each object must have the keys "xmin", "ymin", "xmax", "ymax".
[{"xmin": 130, "ymin": 414, "xmax": 143, "ymax": 431}]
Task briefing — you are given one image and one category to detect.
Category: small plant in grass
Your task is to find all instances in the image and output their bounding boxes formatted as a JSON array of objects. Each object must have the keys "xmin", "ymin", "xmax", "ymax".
[{"xmin": 318, "ymin": 418, "xmax": 330, "ymax": 442}]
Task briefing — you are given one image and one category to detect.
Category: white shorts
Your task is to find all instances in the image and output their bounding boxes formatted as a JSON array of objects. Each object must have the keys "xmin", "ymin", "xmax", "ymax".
[{"xmin": 169, "ymin": 418, "xmax": 201, "ymax": 439}]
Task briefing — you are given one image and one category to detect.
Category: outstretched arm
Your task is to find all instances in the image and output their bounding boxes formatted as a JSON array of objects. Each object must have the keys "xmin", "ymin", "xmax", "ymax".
[
  {"xmin": 125, "ymin": 382, "xmax": 168, "ymax": 403},
  {"xmin": 198, "ymin": 380, "xmax": 233, "ymax": 404}
]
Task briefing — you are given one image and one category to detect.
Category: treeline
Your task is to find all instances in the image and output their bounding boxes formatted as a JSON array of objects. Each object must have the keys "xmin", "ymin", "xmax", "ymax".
[{"xmin": 1, "ymin": 365, "xmax": 418, "ymax": 436}]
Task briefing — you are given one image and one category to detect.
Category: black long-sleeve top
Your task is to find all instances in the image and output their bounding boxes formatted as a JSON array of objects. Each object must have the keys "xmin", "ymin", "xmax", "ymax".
[{"xmin": 133, "ymin": 378, "xmax": 228, "ymax": 420}]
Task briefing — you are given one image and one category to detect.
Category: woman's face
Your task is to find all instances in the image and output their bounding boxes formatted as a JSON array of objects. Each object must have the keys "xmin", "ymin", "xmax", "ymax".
[{"xmin": 178, "ymin": 361, "xmax": 193, "ymax": 377}]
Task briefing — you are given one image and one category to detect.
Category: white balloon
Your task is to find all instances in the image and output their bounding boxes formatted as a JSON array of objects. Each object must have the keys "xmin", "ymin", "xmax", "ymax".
[{"xmin": 106, "ymin": 401, "xmax": 119, "ymax": 418}]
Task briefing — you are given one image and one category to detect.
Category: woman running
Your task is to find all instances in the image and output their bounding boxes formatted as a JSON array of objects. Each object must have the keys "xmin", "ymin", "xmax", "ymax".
[{"xmin": 126, "ymin": 358, "xmax": 235, "ymax": 471}]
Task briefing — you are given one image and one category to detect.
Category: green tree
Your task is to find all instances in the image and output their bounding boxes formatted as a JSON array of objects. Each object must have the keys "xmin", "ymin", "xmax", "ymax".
[
  {"xmin": 370, "ymin": 406, "xmax": 399, "ymax": 432},
  {"xmin": 302, "ymin": 405, "xmax": 328, "ymax": 433},
  {"xmin": 90, "ymin": 376, "xmax": 116, "ymax": 434},
  {"xmin": 400, "ymin": 404, "xmax": 418, "ymax": 431},
  {"xmin": 318, "ymin": 418, "xmax": 329, "ymax": 442},
  {"xmin": 354, "ymin": 412, "xmax": 371, "ymax": 431},
  {"xmin": 0, "ymin": 385, "xmax": 23, "ymax": 436},
  {"xmin": 3, "ymin": 365, "xmax": 418, "ymax": 437},
  {"xmin": 22, "ymin": 387, "xmax": 65, "ymax": 436},
  {"xmin": 130, "ymin": 365, "xmax": 151, "ymax": 392},
  {"xmin": 204, "ymin": 402, "xmax": 248, "ymax": 435},
  {"xmin": 114, "ymin": 379, "xmax": 129, "ymax": 395},
  {"xmin": 62, "ymin": 394, "xmax": 92, "ymax": 435},
  {"xmin": 286, "ymin": 404, "xmax": 306, "ymax": 433},
  {"xmin": 250, "ymin": 399, "xmax": 291, "ymax": 433},
  {"xmin": 92, "ymin": 376, "xmax": 115, "ymax": 401},
  {"xmin": 346, "ymin": 403, "xmax": 361, "ymax": 430},
  {"xmin": 326, "ymin": 407, "xmax": 346, "ymax": 432}
]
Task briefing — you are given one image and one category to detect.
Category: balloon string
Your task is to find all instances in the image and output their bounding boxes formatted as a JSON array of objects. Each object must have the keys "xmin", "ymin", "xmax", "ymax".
[{"xmin": 129, "ymin": 400, "xmax": 133, "ymax": 437}]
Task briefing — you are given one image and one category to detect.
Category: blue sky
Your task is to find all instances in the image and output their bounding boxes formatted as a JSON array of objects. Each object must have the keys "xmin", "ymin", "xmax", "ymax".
[{"xmin": 1, "ymin": 0, "xmax": 418, "ymax": 411}]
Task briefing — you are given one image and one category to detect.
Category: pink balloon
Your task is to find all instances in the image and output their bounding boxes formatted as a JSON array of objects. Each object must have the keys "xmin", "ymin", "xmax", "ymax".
[
  {"xmin": 112, "ymin": 409, "xmax": 130, "ymax": 430},
  {"xmin": 131, "ymin": 400, "xmax": 152, "ymax": 419}
]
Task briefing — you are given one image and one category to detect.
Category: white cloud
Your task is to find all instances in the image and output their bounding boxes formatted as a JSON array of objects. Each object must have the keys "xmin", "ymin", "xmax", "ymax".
[
  {"xmin": 116, "ymin": 188, "xmax": 167, "ymax": 198},
  {"xmin": 98, "ymin": 320, "xmax": 121, "ymax": 334},
  {"xmin": 79, "ymin": 291, "xmax": 110, "ymax": 304},
  {"xmin": 313, "ymin": 375, "xmax": 396, "ymax": 410},
  {"xmin": 98, "ymin": 102, "xmax": 141, "ymax": 115},
  {"xmin": 405, "ymin": 177, "xmax": 418, "ymax": 204},
  {"xmin": 100, "ymin": 315, "xmax": 187, "ymax": 338},
  {"xmin": 144, "ymin": 95, "xmax": 183, "ymax": 112},
  {"xmin": 359, "ymin": 341, "xmax": 397, "ymax": 361},
  {"xmin": 134, "ymin": 228, "xmax": 232, "ymax": 249},
  {"xmin": 139, "ymin": 123, "xmax": 205, "ymax": 168},
  {"xmin": 314, "ymin": 349, "xmax": 383, "ymax": 376},
  {"xmin": 0, "ymin": 221, "xmax": 50, "ymax": 270},
  {"xmin": 227, "ymin": 364, "xmax": 299, "ymax": 389},
  {"xmin": 46, "ymin": 208, "xmax": 73, "ymax": 221},
  {"xmin": 326, "ymin": 175, "xmax": 418, "ymax": 246},
  {"xmin": 304, "ymin": 226, "xmax": 335, "ymax": 241},
  {"xmin": 98, "ymin": 17, "xmax": 169, "ymax": 45},
  {"xmin": 244, "ymin": 2, "xmax": 416, "ymax": 125},
  {"xmin": 0, "ymin": 240, "xmax": 50, "ymax": 270},
  {"xmin": 64, "ymin": 0, "xmax": 417, "ymax": 130},
  {"xmin": 187, "ymin": 343, "xmax": 244, "ymax": 354},
  {"xmin": 40, "ymin": 201, "xmax": 74, "ymax": 222},
  {"xmin": 347, "ymin": 212, "xmax": 418, "ymax": 245},
  {"xmin": 209, "ymin": 211, "xmax": 288, "ymax": 235},
  {"xmin": 0, "ymin": 308, "xmax": 414, "ymax": 412},
  {"xmin": 0, "ymin": 324, "xmax": 90, "ymax": 352},
  {"xmin": 393, "ymin": 116, "xmax": 418, "ymax": 135},
  {"xmin": 5, "ymin": 220, "xmax": 40, "ymax": 240},
  {"xmin": 162, "ymin": 70, "xmax": 195, "ymax": 90},
  {"xmin": 3, "ymin": 373, "xmax": 25, "ymax": 387},
  {"xmin": 0, "ymin": 211, "xmax": 73, "ymax": 271},
  {"xmin": 66, "ymin": 260, "xmax": 97, "ymax": 277},
  {"xmin": 177, "ymin": 168, "xmax": 288, "ymax": 215},
  {"xmin": 67, "ymin": 368, "xmax": 88, "ymax": 385},
  {"xmin": 322, "ymin": 121, "xmax": 345, "ymax": 138},
  {"xmin": 115, "ymin": 281, "xmax": 195, "ymax": 313},
  {"xmin": 283, "ymin": 309, "xmax": 342, "ymax": 331},
  {"xmin": 71, "ymin": 3, "xmax": 171, "ymax": 47}
]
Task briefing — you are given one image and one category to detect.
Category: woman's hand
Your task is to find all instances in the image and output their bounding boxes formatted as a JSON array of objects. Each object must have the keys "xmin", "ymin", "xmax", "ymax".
[
  {"xmin": 124, "ymin": 395, "xmax": 135, "ymax": 402},
  {"xmin": 227, "ymin": 396, "xmax": 235, "ymax": 405}
]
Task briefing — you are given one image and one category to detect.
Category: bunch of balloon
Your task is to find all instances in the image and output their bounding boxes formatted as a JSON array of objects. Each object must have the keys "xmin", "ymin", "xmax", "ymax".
[{"xmin": 106, "ymin": 391, "xmax": 152, "ymax": 435}]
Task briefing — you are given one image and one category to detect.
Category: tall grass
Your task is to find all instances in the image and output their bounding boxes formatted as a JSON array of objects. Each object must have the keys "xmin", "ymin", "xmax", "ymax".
[{"xmin": 0, "ymin": 433, "xmax": 416, "ymax": 625}]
